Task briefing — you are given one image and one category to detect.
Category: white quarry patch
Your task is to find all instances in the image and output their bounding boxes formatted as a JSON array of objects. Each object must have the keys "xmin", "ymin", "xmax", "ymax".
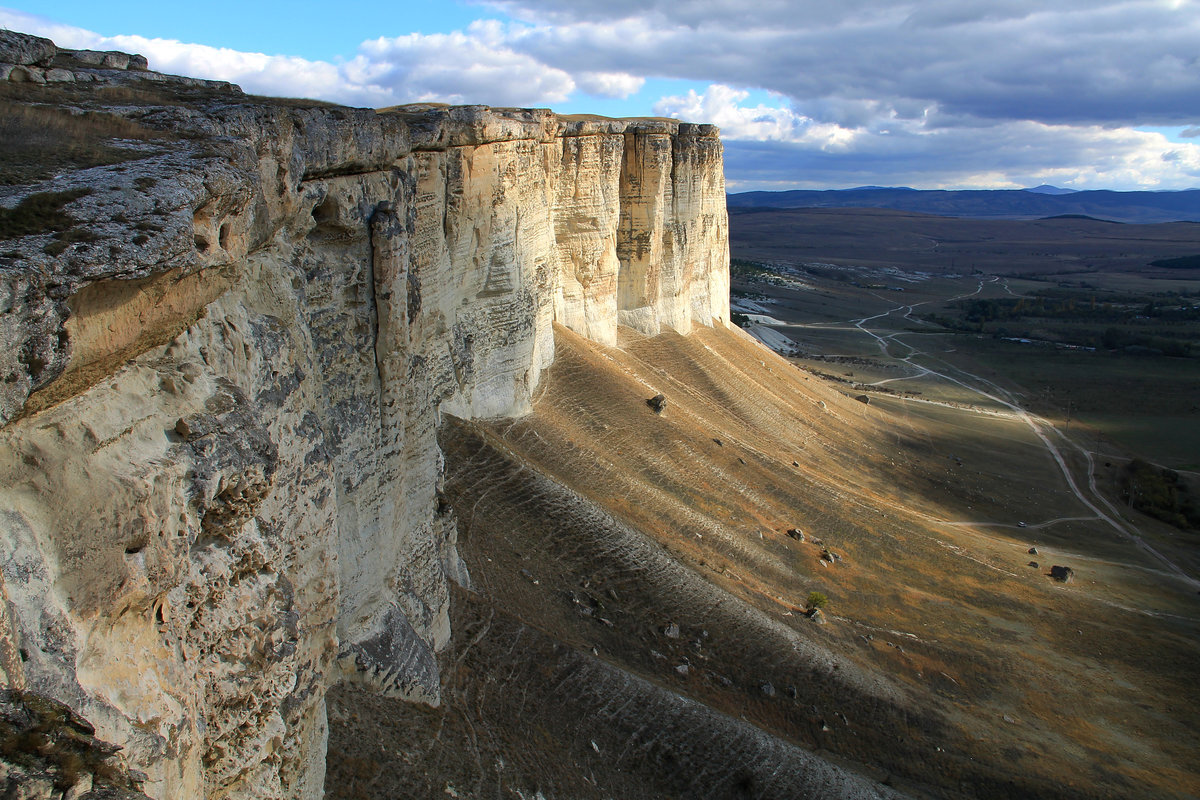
[
  {"xmin": 730, "ymin": 297, "xmax": 773, "ymax": 314},
  {"xmin": 741, "ymin": 312, "xmax": 787, "ymax": 326},
  {"xmin": 745, "ymin": 324, "xmax": 802, "ymax": 356}
]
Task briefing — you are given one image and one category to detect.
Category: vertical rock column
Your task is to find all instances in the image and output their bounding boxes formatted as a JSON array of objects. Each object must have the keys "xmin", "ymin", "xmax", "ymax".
[
  {"xmin": 672, "ymin": 125, "xmax": 730, "ymax": 331},
  {"xmin": 616, "ymin": 129, "xmax": 674, "ymax": 335},
  {"xmin": 552, "ymin": 133, "xmax": 624, "ymax": 347},
  {"xmin": 614, "ymin": 122, "xmax": 729, "ymax": 336},
  {"xmin": 333, "ymin": 190, "xmax": 443, "ymax": 706}
]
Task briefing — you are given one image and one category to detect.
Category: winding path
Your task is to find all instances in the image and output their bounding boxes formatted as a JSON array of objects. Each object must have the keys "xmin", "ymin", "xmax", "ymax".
[{"xmin": 832, "ymin": 278, "xmax": 1200, "ymax": 590}]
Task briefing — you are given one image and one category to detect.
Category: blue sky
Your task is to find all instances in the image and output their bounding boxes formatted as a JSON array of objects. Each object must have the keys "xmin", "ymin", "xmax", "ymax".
[{"xmin": 3, "ymin": 1, "xmax": 1199, "ymax": 191}]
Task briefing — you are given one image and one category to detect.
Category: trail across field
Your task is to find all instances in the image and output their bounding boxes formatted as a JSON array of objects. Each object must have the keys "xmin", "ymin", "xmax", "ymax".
[{"xmin": 791, "ymin": 277, "xmax": 1200, "ymax": 590}]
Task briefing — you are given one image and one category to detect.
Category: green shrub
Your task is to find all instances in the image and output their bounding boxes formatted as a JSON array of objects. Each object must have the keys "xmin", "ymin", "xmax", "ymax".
[{"xmin": 806, "ymin": 591, "xmax": 828, "ymax": 610}]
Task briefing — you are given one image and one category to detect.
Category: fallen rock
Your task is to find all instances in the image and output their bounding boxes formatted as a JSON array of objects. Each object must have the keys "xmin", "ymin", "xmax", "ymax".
[
  {"xmin": 855, "ymin": 394, "xmax": 871, "ymax": 404},
  {"xmin": 760, "ymin": 681, "xmax": 776, "ymax": 697},
  {"xmin": 786, "ymin": 528, "xmax": 805, "ymax": 541},
  {"xmin": 1028, "ymin": 547, "xmax": 1038, "ymax": 555},
  {"xmin": 807, "ymin": 608, "xmax": 826, "ymax": 624},
  {"xmin": 1050, "ymin": 565, "xmax": 1074, "ymax": 583},
  {"xmin": 663, "ymin": 622, "xmax": 681, "ymax": 639},
  {"xmin": 675, "ymin": 664, "xmax": 690, "ymax": 677},
  {"xmin": 647, "ymin": 393, "xmax": 667, "ymax": 413},
  {"xmin": 1028, "ymin": 561, "xmax": 1039, "ymax": 568}
]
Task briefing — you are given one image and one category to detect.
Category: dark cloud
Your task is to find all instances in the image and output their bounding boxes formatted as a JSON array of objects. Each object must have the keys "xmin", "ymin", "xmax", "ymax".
[{"xmin": 489, "ymin": 0, "xmax": 1200, "ymax": 127}]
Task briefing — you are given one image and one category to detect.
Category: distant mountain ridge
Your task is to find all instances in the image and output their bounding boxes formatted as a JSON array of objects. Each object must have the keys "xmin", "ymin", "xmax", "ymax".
[
  {"xmin": 727, "ymin": 187, "xmax": 1200, "ymax": 223},
  {"xmin": 1024, "ymin": 184, "xmax": 1079, "ymax": 195}
]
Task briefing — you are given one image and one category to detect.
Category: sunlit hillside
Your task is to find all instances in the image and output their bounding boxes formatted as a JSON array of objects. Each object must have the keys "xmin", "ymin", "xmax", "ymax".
[{"xmin": 327, "ymin": 323, "xmax": 1200, "ymax": 799}]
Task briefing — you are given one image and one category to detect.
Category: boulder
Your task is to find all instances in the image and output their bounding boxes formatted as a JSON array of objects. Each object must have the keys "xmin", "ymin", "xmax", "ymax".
[
  {"xmin": 1028, "ymin": 561, "xmax": 1039, "ymax": 568},
  {"xmin": 855, "ymin": 394, "xmax": 871, "ymax": 404},
  {"xmin": 760, "ymin": 681, "xmax": 776, "ymax": 697},
  {"xmin": 786, "ymin": 528, "xmax": 804, "ymax": 541},
  {"xmin": 1050, "ymin": 565, "xmax": 1074, "ymax": 583},
  {"xmin": 808, "ymin": 608, "xmax": 827, "ymax": 624},
  {"xmin": 44, "ymin": 68, "xmax": 75, "ymax": 83},
  {"xmin": 0, "ymin": 30, "xmax": 56, "ymax": 66},
  {"xmin": 647, "ymin": 393, "xmax": 667, "ymax": 413},
  {"xmin": 1028, "ymin": 547, "xmax": 1038, "ymax": 555},
  {"xmin": 8, "ymin": 65, "xmax": 45, "ymax": 83},
  {"xmin": 102, "ymin": 52, "xmax": 131, "ymax": 70},
  {"xmin": 663, "ymin": 622, "xmax": 680, "ymax": 639}
]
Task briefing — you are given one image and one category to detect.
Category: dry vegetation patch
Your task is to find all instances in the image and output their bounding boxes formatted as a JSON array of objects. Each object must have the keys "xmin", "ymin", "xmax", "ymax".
[{"xmin": 0, "ymin": 88, "xmax": 170, "ymax": 185}]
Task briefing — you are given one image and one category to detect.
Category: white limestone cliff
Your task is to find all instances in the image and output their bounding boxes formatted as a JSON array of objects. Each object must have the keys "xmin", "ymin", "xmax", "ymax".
[{"xmin": 0, "ymin": 35, "xmax": 728, "ymax": 799}]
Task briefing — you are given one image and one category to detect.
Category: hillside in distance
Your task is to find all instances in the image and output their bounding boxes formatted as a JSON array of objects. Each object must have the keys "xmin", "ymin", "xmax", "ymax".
[
  {"xmin": 729, "ymin": 206, "xmax": 1200, "ymax": 277},
  {"xmin": 728, "ymin": 187, "xmax": 1200, "ymax": 223}
]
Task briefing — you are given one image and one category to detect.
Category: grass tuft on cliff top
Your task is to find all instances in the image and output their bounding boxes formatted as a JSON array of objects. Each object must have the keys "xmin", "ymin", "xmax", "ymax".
[{"xmin": 0, "ymin": 85, "xmax": 169, "ymax": 185}]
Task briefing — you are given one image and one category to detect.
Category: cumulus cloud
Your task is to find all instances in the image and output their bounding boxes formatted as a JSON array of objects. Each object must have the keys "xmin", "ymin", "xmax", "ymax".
[
  {"xmin": 574, "ymin": 71, "xmax": 645, "ymax": 99},
  {"xmin": 660, "ymin": 84, "xmax": 1200, "ymax": 190},
  {"xmin": 480, "ymin": 0, "xmax": 1200, "ymax": 188},
  {"xmin": 489, "ymin": 0, "xmax": 1200, "ymax": 127},
  {"xmin": 654, "ymin": 85, "xmax": 858, "ymax": 150}
]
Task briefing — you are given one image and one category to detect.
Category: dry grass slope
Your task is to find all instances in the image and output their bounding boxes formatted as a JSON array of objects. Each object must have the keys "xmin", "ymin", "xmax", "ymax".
[{"xmin": 327, "ymin": 324, "xmax": 1200, "ymax": 799}]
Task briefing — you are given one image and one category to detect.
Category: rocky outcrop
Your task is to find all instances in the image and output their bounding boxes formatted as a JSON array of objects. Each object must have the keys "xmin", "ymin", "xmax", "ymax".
[
  {"xmin": 1, "ymin": 688, "xmax": 153, "ymax": 800},
  {"xmin": 0, "ymin": 32, "xmax": 728, "ymax": 800}
]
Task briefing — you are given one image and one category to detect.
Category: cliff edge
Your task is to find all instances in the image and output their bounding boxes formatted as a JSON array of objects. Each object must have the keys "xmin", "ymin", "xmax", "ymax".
[{"xmin": 0, "ymin": 32, "xmax": 727, "ymax": 799}]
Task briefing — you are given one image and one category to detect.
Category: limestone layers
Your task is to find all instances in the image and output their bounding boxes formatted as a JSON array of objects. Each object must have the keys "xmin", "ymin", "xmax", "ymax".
[{"xmin": 0, "ymin": 35, "xmax": 729, "ymax": 800}]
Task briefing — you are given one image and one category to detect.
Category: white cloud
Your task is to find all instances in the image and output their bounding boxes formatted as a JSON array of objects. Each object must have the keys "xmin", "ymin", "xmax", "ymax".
[
  {"xmin": 665, "ymin": 84, "xmax": 1200, "ymax": 190},
  {"xmin": 654, "ymin": 85, "xmax": 858, "ymax": 150},
  {"xmin": 575, "ymin": 71, "xmax": 644, "ymax": 98},
  {"xmin": 0, "ymin": 8, "xmax": 575, "ymax": 108}
]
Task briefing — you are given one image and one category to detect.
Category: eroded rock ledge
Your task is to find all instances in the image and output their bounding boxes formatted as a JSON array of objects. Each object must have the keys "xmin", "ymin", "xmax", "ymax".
[{"xmin": 0, "ymin": 32, "xmax": 728, "ymax": 799}]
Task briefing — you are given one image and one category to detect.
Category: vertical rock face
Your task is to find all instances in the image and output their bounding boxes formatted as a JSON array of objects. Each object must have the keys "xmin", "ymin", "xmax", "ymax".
[{"xmin": 0, "ymin": 35, "xmax": 728, "ymax": 800}]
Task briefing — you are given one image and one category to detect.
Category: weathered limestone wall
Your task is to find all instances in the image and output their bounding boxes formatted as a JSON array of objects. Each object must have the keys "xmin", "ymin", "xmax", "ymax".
[{"xmin": 0, "ymin": 35, "xmax": 729, "ymax": 800}]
